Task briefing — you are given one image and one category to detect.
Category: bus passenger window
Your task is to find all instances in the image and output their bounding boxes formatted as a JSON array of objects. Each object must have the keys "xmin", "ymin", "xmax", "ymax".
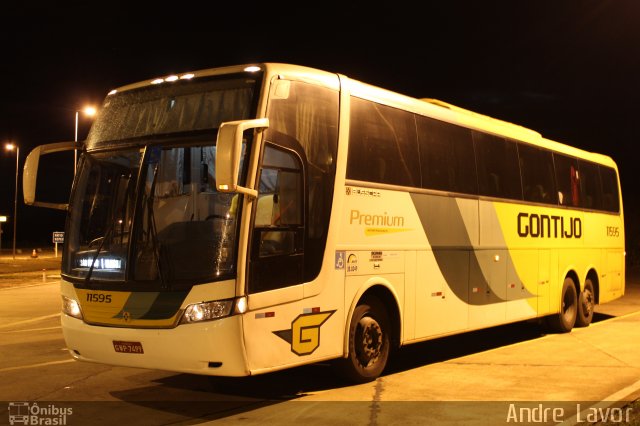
[
  {"xmin": 417, "ymin": 115, "xmax": 477, "ymax": 195},
  {"xmin": 474, "ymin": 132, "xmax": 521, "ymax": 200},
  {"xmin": 554, "ymin": 154, "xmax": 580, "ymax": 207},
  {"xmin": 599, "ymin": 165, "xmax": 620, "ymax": 212},
  {"xmin": 265, "ymin": 80, "xmax": 338, "ymax": 282},
  {"xmin": 347, "ymin": 97, "xmax": 420, "ymax": 187},
  {"xmin": 519, "ymin": 143, "xmax": 556, "ymax": 204},
  {"xmin": 576, "ymin": 160, "xmax": 601, "ymax": 210}
]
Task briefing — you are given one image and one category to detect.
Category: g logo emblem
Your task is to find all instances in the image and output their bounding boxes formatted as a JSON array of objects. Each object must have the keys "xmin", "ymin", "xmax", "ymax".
[{"xmin": 274, "ymin": 311, "xmax": 336, "ymax": 356}]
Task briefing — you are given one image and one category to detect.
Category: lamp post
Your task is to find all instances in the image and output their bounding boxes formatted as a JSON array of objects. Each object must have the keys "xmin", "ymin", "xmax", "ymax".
[
  {"xmin": 4, "ymin": 143, "xmax": 19, "ymax": 259},
  {"xmin": 74, "ymin": 106, "xmax": 97, "ymax": 175},
  {"xmin": 0, "ymin": 215, "xmax": 6, "ymax": 253}
]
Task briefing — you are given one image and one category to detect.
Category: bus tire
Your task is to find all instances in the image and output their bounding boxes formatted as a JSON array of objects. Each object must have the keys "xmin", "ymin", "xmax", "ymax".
[
  {"xmin": 575, "ymin": 278, "xmax": 595, "ymax": 327},
  {"xmin": 547, "ymin": 277, "xmax": 578, "ymax": 333},
  {"xmin": 338, "ymin": 298, "xmax": 390, "ymax": 383}
]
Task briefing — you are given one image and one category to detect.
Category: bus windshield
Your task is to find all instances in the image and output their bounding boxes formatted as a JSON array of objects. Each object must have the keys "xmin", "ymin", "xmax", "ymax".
[
  {"xmin": 63, "ymin": 73, "xmax": 261, "ymax": 289},
  {"xmin": 65, "ymin": 143, "xmax": 243, "ymax": 288}
]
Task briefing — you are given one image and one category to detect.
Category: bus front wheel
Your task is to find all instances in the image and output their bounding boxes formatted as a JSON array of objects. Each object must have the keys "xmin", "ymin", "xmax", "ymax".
[
  {"xmin": 338, "ymin": 298, "xmax": 390, "ymax": 383},
  {"xmin": 547, "ymin": 277, "xmax": 578, "ymax": 333},
  {"xmin": 575, "ymin": 278, "xmax": 595, "ymax": 327}
]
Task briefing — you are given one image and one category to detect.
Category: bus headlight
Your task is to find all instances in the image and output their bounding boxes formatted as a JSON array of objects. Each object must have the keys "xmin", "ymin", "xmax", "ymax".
[
  {"xmin": 180, "ymin": 297, "xmax": 247, "ymax": 324},
  {"xmin": 62, "ymin": 295, "xmax": 83, "ymax": 320}
]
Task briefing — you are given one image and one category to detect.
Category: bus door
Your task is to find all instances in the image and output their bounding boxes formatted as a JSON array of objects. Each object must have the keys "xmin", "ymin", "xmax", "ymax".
[{"xmin": 242, "ymin": 138, "xmax": 307, "ymax": 372}]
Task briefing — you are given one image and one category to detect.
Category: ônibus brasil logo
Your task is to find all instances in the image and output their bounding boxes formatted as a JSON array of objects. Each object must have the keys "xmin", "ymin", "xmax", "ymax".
[{"xmin": 7, "ymin": 402, "xmax": 73, "ymax": 425}]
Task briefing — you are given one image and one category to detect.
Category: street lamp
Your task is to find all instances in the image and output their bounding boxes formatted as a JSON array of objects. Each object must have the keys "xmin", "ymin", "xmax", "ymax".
[
  {"xmin": 74, "ymin": 106, "xmax": 97, "ymax": 175},
  {"xmin": 4, "ymin": 142, "xmax": 19, "ymax": 259}
]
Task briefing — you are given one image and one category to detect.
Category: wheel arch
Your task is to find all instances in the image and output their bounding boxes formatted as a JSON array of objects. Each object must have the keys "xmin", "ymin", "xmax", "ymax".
[
  {"xmin": 564, "ymin": 269, "xmax": 581, "ymax": 300},
  {"xmin": 343, "ymin": 280, "xmax": 402, "ymax": 356}
]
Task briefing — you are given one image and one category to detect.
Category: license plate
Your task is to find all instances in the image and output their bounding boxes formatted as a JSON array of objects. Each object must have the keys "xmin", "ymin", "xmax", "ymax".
[{"xmin": 113, "ymin": 340, "xmax": 144, "ymax": 354}]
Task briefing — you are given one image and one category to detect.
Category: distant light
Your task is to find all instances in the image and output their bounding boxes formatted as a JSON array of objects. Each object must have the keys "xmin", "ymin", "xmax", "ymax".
[
  {"xmin": 83, "ymin": 106, "xmax": 97, "ymax": 117},
  {"xmin": 180, "ymin": 73, "xmax": 195, "ymax": 80},
  {"xmin": 244, "ymin": 66, "xmax": 261, "ymax": 72},
  {"xmin": 4, "ymin": 142, "xmax": 16, "ymax": 152},
  {"xmin": 0, "ymin": 216, "xmax": 7, "ymax": 222},
  {"xmin": 108, "ymin": 89, "xmax": 117, "ymax": 96},
  {"xmin": 151, "ymin": 78, "xmax": 164, "ymax": 85},
  {"xmin": 165, "ymin": 75, "xmax": 179, "ymax": 82}
]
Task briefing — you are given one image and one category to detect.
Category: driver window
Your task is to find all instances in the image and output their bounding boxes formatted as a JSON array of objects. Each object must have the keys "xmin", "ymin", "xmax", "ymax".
[{"xmin": 254, "ymin": 144, "xmax": 303, "ymax": 257}]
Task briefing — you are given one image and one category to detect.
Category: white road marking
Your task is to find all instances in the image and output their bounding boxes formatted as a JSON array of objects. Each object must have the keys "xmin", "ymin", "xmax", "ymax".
[
  {"xmin": 0, "ymin": 313, "xmax": 61, "ymax": 329},
  {"xmin": 1, "ymin": 325, "xmax": 62, "ymax": 333},
  {"xmin": 0, "ymin": 359, "xmax": 75, "ymax": 373},
  {"xmin": 557, "ymin": 377, "xmax": 640, "ymax": 425}
]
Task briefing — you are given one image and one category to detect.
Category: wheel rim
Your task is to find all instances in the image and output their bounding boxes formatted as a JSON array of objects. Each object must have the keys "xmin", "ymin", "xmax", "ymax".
[
  {"xmin": 581, "ymin": 288, "xmax": 594, "ymax": 317},
  {"xmin": 355, "ymin": 316, "xmax": 383, "ymax": 368}
]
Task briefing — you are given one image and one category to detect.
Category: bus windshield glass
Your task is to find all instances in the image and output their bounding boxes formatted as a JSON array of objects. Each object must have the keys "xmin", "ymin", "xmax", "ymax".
[
  {"xmin": 65, "ymin": 143, "xmax": 244, "ymax": 288},
  {"xmin": 63, "ymin": 73, "xmax": 260, "ymax": 288}
]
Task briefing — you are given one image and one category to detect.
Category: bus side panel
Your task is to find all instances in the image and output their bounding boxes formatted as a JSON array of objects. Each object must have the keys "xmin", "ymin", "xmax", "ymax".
[
  {"xmin": 494, "ymin": 202, "xmax": 593, "ymax": 317},
  {"xmin": 413, "ymin": 249, "xmax": 469, "ymax": 339},
  {"xmin": 411, "ymin": 194, "xmax": 476, "ymax": 338},
  {"xmin": 506, "ymin": 249, "xmax": 540, "ymax": 322},
  {"xmin": 603, "ymin": 250, "xmax": 625, "ymax": 302},
  {"xmin": 581, "ymin": 210, "xmax": 625, "ymax": 302}
]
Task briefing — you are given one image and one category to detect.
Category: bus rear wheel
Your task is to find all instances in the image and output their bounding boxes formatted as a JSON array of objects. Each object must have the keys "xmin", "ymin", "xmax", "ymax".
[
  {"xmin": 547, "ymin": 277, "xmax": 578, "ymax": 333},
  {"xmin": 338, "ymin": 298, "xmax": 390, "ymax": 383},
  {"xmin": 575, "ymin": 278, "xmax": 595, "ymax": 327}
]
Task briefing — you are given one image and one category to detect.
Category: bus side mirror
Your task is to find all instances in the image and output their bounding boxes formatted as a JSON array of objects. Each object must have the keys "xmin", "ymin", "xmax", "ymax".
[
  {"xmin": 23, "ymin": 141, "xmax": 77, "ymax": 210},
  {"xmin": 215, "ymin": 118, "xmax": 269, "ymax": 198}
]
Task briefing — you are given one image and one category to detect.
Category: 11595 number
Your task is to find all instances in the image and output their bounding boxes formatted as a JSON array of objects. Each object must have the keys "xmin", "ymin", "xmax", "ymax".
[{"xmin": 86, "ymin": 293, "xmax": 112, "ymax": 303}]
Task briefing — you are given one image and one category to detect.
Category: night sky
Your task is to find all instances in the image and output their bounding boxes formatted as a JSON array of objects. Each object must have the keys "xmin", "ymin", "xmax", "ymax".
[{"xmin": 1, "ymin": 2, "xmax": 639, "ymax": 261}]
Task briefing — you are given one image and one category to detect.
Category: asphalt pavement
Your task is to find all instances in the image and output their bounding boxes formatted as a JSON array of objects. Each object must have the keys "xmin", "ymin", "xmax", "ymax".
[
  {"xmin": 0, "ymin": 248, "xmax": 62, "ymax": 288},
  {"xmin": 1, "ymin": 248, "xmax": 640, "ymax": 423}
]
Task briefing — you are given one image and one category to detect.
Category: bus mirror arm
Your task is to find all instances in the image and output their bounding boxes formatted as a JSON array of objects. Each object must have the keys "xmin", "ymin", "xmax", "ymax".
[
  {"xmin": 23, "ymin": 141, "xmax": 76, "ymax": 210},
  {"xmin": 215, "ymin": 118, "xmax": 269, "ymax": 199}
]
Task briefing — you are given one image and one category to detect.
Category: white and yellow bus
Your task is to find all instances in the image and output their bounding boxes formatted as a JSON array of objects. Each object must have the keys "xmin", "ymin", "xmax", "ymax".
[{"xmin": 24, "ymin": 63, "xmax": 625, "ymax": 382}]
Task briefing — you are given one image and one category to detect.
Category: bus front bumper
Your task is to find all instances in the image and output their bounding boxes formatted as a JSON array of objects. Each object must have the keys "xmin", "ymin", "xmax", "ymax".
[{"xmin": 61, "ymin": 313, "xmax": 249, "ymax": 376}]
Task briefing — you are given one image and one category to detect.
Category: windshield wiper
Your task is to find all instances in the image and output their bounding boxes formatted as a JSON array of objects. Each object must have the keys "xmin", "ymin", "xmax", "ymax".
[
  {"xmin": 84, "ymin": 224, "xmax": 115, "ymax": 285},
  {"xmin": 146, "ymin": 162, "xmax": 167, "ymax": 289}
]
